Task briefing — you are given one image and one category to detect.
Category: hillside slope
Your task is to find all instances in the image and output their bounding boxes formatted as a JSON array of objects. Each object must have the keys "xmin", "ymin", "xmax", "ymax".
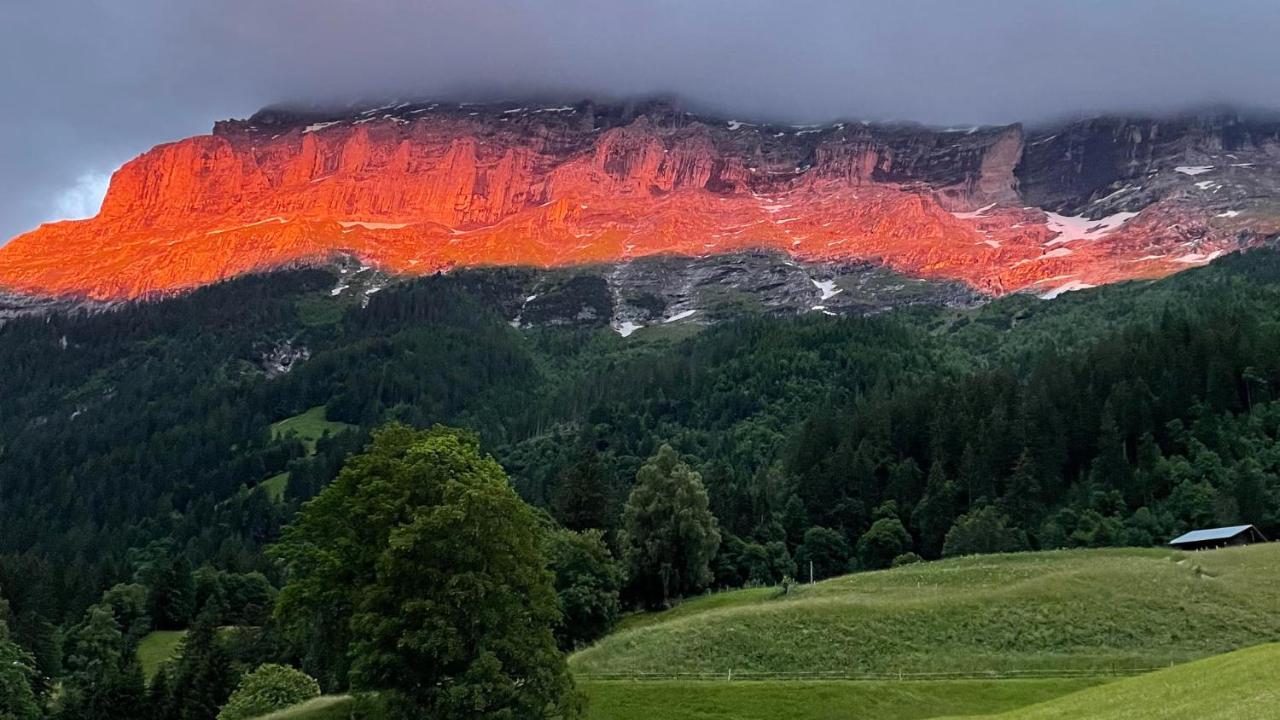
[
  {"xmin": 572, "ymin": 545, "xmax": 1280, "ymax": 676},
  {"xmin": 947, "ymin": 642, "xmax": 1280, "ymax": 720}
]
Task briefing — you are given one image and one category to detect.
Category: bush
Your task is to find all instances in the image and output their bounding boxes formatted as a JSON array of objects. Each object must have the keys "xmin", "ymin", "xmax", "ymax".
[
  {"xmin": 794, "ymin": 527, "xmax": 850, "ymax": 582},
  {"xmin": 942, "ymin": 506, "xmax": 1028, "ymax": 557},
  {"xmin": 217, "ymin": 663, "xmax": 320, "ymax": 720},
  {"xmin": 891, "ymin": 552, "xmax": 923, "ymax": 567},
  {"xmin": 546, "ymin": 528, "xmax": 623, "ymax": 650},
  {"xmin": 856, "ymin": 517, "xmax": 913, "ymax": 569}
]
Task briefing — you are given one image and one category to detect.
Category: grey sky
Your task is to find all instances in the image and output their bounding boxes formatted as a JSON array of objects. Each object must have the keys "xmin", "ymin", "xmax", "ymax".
[{"xmin": 2, "ymin": 0, "xmax": 1277, "ymax": 242}]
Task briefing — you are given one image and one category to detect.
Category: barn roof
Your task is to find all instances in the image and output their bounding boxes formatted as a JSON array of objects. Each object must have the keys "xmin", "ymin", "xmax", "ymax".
[{"xmin": 1169, "ymin": 525, "xmax": 1256, "ymax": 545}]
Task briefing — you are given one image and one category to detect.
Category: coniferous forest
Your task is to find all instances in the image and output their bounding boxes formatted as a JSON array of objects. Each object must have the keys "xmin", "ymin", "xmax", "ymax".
[{"xmin": 5, "ymin": 250, "xmax": 1280, "ymax": 716}]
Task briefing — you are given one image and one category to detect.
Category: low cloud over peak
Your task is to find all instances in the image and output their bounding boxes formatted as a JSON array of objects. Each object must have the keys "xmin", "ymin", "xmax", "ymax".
[{"xmin": 3, "ymin": 0, "xmax": 1278, "ymax": 241}]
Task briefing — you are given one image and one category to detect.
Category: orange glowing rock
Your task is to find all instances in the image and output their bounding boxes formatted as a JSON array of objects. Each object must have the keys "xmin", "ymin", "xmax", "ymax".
[{"xmin": 0, "ymin": 103, "xmax": 1260, "ymax": 301}]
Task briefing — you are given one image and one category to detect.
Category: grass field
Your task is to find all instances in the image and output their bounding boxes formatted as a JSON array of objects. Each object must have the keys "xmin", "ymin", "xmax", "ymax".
[
  {"xmin": 250, "ymin": 648, "xmax": 1280, "ymax": 720},
  {"xmin": 249, "ymin": 695, "xmax": 355, "ymax": 719},
  {"xmin": 945, "ymin": 643, "xmax": 1280, "ymax": 720},
  {"xmin": 137, "ymin": 630, "xmax": 186, "ymax": 678},
  {"xmin": 242, "ymin": 546, "xmax": 1280, "ymax": 719},
  {"xmin": 580, "ymin": 678, "xmax": 1101, "ymax": 720},
  {"xmin": 572, "ymin": 545, "xmax": 1280, "ymax": 676},
  {"xmin": 270, "ymin": 406, "xmax": 353, "ymax": 453},
  {"xmin": 248, "ymin": 679, "xmax": 1099, "ymax": 720},
  {"xmin": 261, "ymin": 406, "xmax": 355, "ymax": 496},
  {"xmin": 261, "ymin": 471, "xmax": 290, "ymax": 501}
]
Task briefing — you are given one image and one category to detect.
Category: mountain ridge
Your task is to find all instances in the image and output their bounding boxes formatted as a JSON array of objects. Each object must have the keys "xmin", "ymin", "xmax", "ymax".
[{"xmin": 2, "ymin": 99, "xmax": 1277, "ymax": 301}]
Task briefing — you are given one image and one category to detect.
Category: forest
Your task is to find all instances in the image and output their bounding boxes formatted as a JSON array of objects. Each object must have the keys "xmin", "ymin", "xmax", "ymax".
[{"xmin": 4, "ymin": 250, "xmax": 1280, "ymax": 716}]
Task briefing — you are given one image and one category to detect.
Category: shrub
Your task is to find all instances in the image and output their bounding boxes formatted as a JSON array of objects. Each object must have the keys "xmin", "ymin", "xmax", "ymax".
[
  {"xmin": 942, "ymin": 506, "xmax": 1028, "ymax": 557},
  {"xmin": 891, "ymin": 552, "xmax": 923, "ymax": 567},
  {"xmin": 217, "ymin": 663, "xmax": 320, "ymax": 720}
]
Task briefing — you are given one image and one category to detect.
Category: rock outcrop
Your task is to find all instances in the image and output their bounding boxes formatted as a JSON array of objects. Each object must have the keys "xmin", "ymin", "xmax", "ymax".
[{"xmin": 2, "ymin": 99, "xmax": 1277, "ymax": 301}]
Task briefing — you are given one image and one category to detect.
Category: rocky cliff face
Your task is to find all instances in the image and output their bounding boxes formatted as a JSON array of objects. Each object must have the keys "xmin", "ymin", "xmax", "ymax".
[{"xmin": 1, "ymin": 99, "xmax": 1277, "ymax": 302}]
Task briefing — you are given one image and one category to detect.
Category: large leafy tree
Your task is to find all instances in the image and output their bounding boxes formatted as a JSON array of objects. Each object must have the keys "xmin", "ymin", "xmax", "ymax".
[
  {"xmin": 621, "ymin": 445, "xmax": 722, "ymax": 607},
  {"xmin": 794, "ymin": 527, "xmax": 850, "ymax": 581},
  {"xmin": 545, "ymin": 529, "xmax": 623, "ymax": 650},
  {"xmin": 59, "ymin": 604, "xmax": 146, "ymax": 720},
  {"xmin": 271, "ymin": 424, "xmax": 581, "ymax": 720},
  {"xmin": 0, "ymin": 606, "xmax": 41, "ymax": 720}
]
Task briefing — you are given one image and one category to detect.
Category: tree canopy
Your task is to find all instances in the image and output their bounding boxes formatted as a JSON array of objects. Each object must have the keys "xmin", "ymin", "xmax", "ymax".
[{"xmin": 271, "ymin": 424, "xmax": 581, "ymax": 719}]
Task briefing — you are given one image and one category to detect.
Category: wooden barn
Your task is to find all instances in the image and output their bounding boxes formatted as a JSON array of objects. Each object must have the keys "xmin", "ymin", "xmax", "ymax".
[{"xmin": 1168, "ymin": 525, "xmax": 1269, "ymax": 551}]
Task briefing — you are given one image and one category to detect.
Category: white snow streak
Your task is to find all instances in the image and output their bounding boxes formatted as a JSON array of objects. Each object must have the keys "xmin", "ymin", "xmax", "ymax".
[
  {"xmin": 951, "ymin": 202, "xmax": 997, "ymax": 220},
  {"xmin": 1040, "ymin": 280, "xmax": 1096, "ymax": 299},
  {"xmin": 303, "ymin": 121, "xmax": 340, "ymax": 134}
]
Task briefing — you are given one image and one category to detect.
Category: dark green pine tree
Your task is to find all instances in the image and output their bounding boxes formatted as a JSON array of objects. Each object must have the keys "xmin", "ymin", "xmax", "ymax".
[
  {"xmin": 552, "ymin": 446, "xmax": 613, "ymax": 532},
  {"xmin": 1001, "ymin": 449, "xmax": 1042, "ymax": 527},
  {"xmin": 1090, "ymin": 411, "xmax": 1132, "ymax": 498},
  {"xmin": 169, "ymin": 608, "xmax": 235, "ymax": 720},
  {"xmin": 780, "ymin": 494, "xmax": 810, "ymax": 551},
  {"xmin": 147, "ymin": 666, "xmax": 176, "ymax": 720},
  {"xmin": 147, "ymin": 555, "xmax": 196, "ymax": 631},
  {"xmin": 912, "ymin": 462, "xmax": 959, "ymax": 558}
]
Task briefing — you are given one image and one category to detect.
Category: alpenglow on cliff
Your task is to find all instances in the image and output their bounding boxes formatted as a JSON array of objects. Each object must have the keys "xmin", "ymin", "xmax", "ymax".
[{"xmin": 1, "ymin": 99, "xmax": 1276, "ymax": 301}]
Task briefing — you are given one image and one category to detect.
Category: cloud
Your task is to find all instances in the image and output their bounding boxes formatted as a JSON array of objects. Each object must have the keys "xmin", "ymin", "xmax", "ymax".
[
  {"xmin": 53, "ymin": 173, "xmax": 111, "ymax": 222},
  {"xmin": 3, "ymin": 0, "xmax": 1279, "ymax": 242}
]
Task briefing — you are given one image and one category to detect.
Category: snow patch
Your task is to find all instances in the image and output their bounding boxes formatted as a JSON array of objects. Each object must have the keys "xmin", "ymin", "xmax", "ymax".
[
  {"xmin": 1216, "ymin": 210, "xmax": 1242, "ymax": 218},
  {"xmin": 1043, "ymin": 210, "xmax": 1139, "ymax": 245},
  {"xmin": 726, "ymin": 120, "xmax": 754, "ymax": 131},
  {"xmin": 811, "ymin": 279, "xmax": 843, "ymax": 300},
  {"xmin": 303, "ymin": 121, "xmax": 340, "ymax": 134},
  {"xmin": 614, "ymin": 321, "xmax": 643, "ymax": 338},
  {"xmin": 1174, "ymin": 250, "xmax": 1225, "ymax": 264},
  {"xmin": 1040, "ymin": 280, "xmax": 1096, "ymax": 299},
  {"xmin": 951, "ymin": 202, "xmax": 997, "ymax": 220},
  {"xmin": 1175, "ymin": 165, "xmax": 1214, "ymax": 176},
  {"xmin": 664, "ymin": 309, "xmax": 698, "ymax": 323}
]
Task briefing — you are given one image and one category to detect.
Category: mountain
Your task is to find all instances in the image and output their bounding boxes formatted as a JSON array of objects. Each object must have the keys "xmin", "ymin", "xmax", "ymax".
[{"xmin": 2, "ymin": 99, "xmax": 1278, "ymax": 305}]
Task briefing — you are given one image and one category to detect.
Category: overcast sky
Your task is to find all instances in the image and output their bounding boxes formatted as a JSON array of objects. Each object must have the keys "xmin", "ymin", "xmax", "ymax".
[{"xmin": 2, "ymin": 0, "xmax": 1278, "ymax": 243}]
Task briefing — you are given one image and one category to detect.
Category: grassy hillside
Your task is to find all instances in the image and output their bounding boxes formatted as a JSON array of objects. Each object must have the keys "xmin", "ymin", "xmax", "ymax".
[
  {"xmin": 248, "ymin": 696, "xmax": 355, "ymax": 720},
  {"xmin": 580, "ymin": 678, "xmax": 1100, "ymax": 720},
  {"xmin": 946, "ymin": 643, "xmax": 1280, "ymax": 720},
  {"xmin": 240, "ymin": 645, "xmax": 1280, "ymax": 720},
  {"xmin": 137, "ymin": 630, "xmax": 186, "ymax": 678},
  {"xmin": 572, "ymin": 545, "xmax": 1280, "ymax": 676},
  {"xmin": 251, "ymin": 680, "xmax": 1098, "ymax": 720},
  {"xmin": 270, "ymin": 406, "xmax": 354, "ymax": 453}
]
